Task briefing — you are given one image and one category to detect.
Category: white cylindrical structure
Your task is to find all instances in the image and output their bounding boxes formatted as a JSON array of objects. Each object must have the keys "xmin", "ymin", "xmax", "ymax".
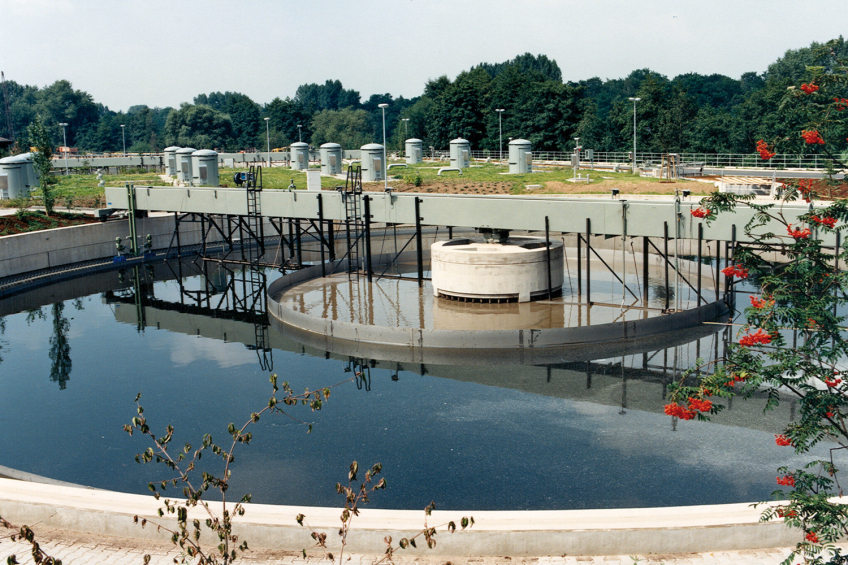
[
  {"xmin": 191, "ymin": 149, "xmax": 219, "ymax": 186},
  {"xmin": 360, "ymin": 143, "xmax": 385, "ymax": 182},
  {"xmin": 449, "ymin": 138, "xmax": 471, "ymax": 169},
  {"xmin": 164, "ymin": 146, "xmax": 180, "ymax": 176},
  {"xmin": 0, "ymin": 155, "xmax": 30, "ymax": 199},
  {"xmin": 290, "ymin": 142, "xmax": 309, "ymax": 170},
  {"xmin": 508, "ymin": 139, "xmax": 532, "ymax": 174},
  {"xmin": 319, "ymin": 143, "xmax": 343, "ymax": 175},
  {"xmin": 175, "ymin": 147, "xmax": 196, "ymax": 184},
  {"xmin": 405, "ymin": 138, "xmax": 423, "ymax": 164},
  {"xmin": 18, "ymin": 153, "xmax": 38, "ymax": 190},
  {"xmin": 431, "ymin": 236, "xmax": 564, "ymax": 303}
]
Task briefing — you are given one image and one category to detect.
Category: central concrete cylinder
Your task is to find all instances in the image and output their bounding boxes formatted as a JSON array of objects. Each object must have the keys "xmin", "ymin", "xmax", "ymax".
[
  {"xmin": 431, "ymin": 236, "xmax": 564, "ymax": 303},
  {"xmin": 449, "ymin": 138, "xmax": 471, "ymax": 169}
]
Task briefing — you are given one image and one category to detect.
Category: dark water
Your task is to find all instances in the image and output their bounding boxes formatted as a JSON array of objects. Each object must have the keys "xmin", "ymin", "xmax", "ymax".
[{"xmin": 0, "ymin": 260, "xmax": 836, "ymax": 511}]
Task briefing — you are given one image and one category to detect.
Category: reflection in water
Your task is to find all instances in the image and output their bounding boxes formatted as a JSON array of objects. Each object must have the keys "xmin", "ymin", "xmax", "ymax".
[
  {"xmin": 48, "ymin": 303, "xmax": 71, "ymax": 390},
  {"xmin": 0, "ymin": 257, "xmax": 839, "ymax": 510}
]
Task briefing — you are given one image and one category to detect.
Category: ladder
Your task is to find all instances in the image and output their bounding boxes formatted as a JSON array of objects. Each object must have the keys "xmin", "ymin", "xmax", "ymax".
[
  {"xmin": 343, "ymin": 164, "xmax": 364, "ymax": 278},
  {"xmin": 244, "ymin": 165, "xmax": 265, "ymax": 265}
]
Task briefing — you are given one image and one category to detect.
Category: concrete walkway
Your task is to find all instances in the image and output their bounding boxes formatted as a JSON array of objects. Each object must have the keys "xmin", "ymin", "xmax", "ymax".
[{"xmin": 0, "ymin": 527, "xmax": 803, "ymax": 565}]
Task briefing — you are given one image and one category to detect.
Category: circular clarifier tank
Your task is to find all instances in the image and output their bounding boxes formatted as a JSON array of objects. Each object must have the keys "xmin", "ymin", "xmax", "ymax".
[{"xmin": 431, "ymin": 236, "xmax": 563, "ymax": 303}]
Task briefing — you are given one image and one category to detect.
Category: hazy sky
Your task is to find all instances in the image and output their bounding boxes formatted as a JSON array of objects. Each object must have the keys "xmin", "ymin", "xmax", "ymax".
[{"xmin": 2, "ymin": 0, "xmax": 845, "ymax": 111}]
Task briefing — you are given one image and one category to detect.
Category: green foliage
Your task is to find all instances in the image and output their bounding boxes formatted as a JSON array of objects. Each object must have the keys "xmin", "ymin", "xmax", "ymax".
[
  {"xmin": 26, "ymin": 115, "xmax": 56, "ymax": 215},
  {"xmin": 310, "ymin": 108, "xmax": 373, "ymax": 149},
  {"xmin": 163, "ymin": 103, "xmax": 234, "ymax": 150},
  {"xmin": 403, "ymin": 170, "xmax": 422, "ymax": 187}
]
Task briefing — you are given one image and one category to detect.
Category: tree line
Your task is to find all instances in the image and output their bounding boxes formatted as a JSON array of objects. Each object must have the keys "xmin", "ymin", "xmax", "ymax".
[{"xmin": 3, "ymin": 39, "xmax": 847, "ymax": 157}]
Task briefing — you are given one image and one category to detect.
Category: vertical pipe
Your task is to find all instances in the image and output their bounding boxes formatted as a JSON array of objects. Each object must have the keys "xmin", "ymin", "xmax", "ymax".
[
  {"xmin": 174, "ymin": 212, "xmax": 182, "ymax": 259},
  {"xmin": 663, "ymin": 221, "xmax": 670, "ymax": 311},
  {"xmin": 415, "ymin": 197, "xmax": 424, "ymax": 287},
  {"xmin": 364, "ymin": 195, "xmax": 373, "ymax": 283},
  {"xmin": 296, "ymin": 219, "xmax": 303, "ymax": 267},
  {"xmin": 328, "ymin": 220, "xmax": 336, "ymax": 261},
  {"xmin": 697, "ymin": 223, "xmax": 703, "ymax": 305},
  {"xmin": 448, "ymin": 226, "xmax": 453, "ymax": 240},
  {"xmin": 577, "ymin": 233, "xmax": 582, "ymax": 297},
  {"xmin": 545, "ymin": 216, "xmax": 552, "ymax": 300},
  {"xmin": 586, "ymin": 218, "xmax": 591, "ymax": 305},
  {"xmin": 288, "ymin": 219, "xmax": 295, "ymax": 260},
  {"xmin": 674, "ymin": 197, "xmax": 680, "ymax": 312},
  {"xmin": 642, "ymin": 236, "xmax": 649, "ymax": 308},
  {"xmin": 200, "ymin": 214, "xmax": 206, "ymax": 258},
  {"xmin": 318, "ymin": 194, "xmax": 326, "ymax": 277}
]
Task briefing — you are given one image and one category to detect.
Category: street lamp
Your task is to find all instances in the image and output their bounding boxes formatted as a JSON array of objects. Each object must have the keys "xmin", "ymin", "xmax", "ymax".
[
  {"xmin": 120, "ymin": 124, "xmax": 126, "ymax": 157},
  {"xmin": 264, "ymin": 117, "xmax": 271, "ymax": 168},
  {"xmin": 378, "ymin": 103, "xmax": 389, "ymax": 190},
  {"xmin": 401, "ymin": 118, "xmax": 409, "ymax": 156},
  {"xmin": 495, "ymin": 109, "xmax": 505, "ymax": 164},
  {"xmin": 296, "ymin": 124, "xmax": 302, "ymax": 143},
  {"xmin": 628, "ymin": 97, "xmax": 641, "ymax": 174},
  {"xmin": 59, "ymin": 122, "xmax": 68, "ymax": 175}
]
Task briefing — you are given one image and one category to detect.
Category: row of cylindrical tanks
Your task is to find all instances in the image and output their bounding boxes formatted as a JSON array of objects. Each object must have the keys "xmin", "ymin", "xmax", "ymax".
[{"xmin": 0, "ymin": 137, "xmax": 536, "ymax": 199}]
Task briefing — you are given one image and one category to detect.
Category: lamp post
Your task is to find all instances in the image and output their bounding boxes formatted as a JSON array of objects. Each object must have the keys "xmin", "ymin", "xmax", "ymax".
[
  {"xmin": 401, "ymin": 118, "xmax": 409, "ymax": 156},
  {"xmin": 495, "ymin": 109, "xmax": 505, "ymax": 164},
  {"xmin": 378, "ymin": 103, "xmax": 389, "ymax": 190},
  {"xmin": 59, "ymin": 122, "xmax": 68, "ymax": 175},
  {"xmin": 120, "ymin": 124, "xmax": 126, "ymax": 157},
  {"xmin": 628, "ymin": 97, "xmax": 641, "ymax": 174},
  {"xmin": 297, "ymin": 124, "xmax": 302, "ymax": 143},
  {"xmin": 264, "ymin": 117, "xmax": 270, "ymax": 167}
]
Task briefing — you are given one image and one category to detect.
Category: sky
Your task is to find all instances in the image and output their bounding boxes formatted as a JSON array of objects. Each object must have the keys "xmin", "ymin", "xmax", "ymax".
[{"xmin": 2, "ymin": 0, "xmax": 846, "ymax": 112}]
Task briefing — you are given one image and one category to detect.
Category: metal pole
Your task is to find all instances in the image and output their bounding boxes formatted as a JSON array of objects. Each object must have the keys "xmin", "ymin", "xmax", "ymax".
[
  {"xmin": 121, "ymin": 124, "xmax": 126, "ymax": 157},
  {"xmin": 628, "ymin": 97, "xmax": 641, "ymax": 173},
  {"xmin": 415, "ymin": 197, "xmax": 424, "ymax": 287},
  {"xmin": 496, "ymin": 109, "xmax": 505, "ymax": 164},
  {"xmin": 663, "ymin": 221, "xmax": 670, "ymax": 311},
  {"xmin": 364, "ymin": 195, "xmax": 373, "ymax": 283},
  {"xmin": 379, "ymin": 103, "xmax": 389, "ymax": 191},
  {"xmin": 577, "ymin": 233, "xmax": 582, "ymax": 297},
  {"xmin": 674, "ymin": 196, "xmax": 680, "ymax": 311},
  {"xmin": 545, "ymin": 216, "xmax": 552, "ymax": 299},
  {"xmin": 586, "ymin": 218, "xmax": 591, "ymax": 305},
  {"xmin": 697, "ymin": 223, "xmax": 703, "ymax": 305},
  {"xmin": 59, "ymin": 123, "xmax": 68, "ymax": 175},
  {"xmin": 264, "ymin": 117, "xmax": 270, "ymax": 168},
  {"xmin": 642, "ymin": 236, "xmax": 649, "ymax": 308},
  {"xmin": 318, "ymin": 193, "xmax": 326, "ymax": 277}
]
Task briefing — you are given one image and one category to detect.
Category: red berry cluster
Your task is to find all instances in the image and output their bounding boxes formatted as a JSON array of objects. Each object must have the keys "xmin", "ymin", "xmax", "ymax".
[
  {"xmin": 797, "ymin": 178, "xmax": 816, "ymax": 203},
  {"xmin": 776, "ymin": 507, "xmax": 798, "ymax": 518},
  {"xmin": 756, "ymin": 139, "xmax": 775, "ymax": 160},
  {"xmin": 834, "ymin": 97, "xmax": 848, "ymax": 111},
  {"xmin": 721, "ymin": 265, "xmax": 749, "ymax": 279},
  {"xmin": 664, "ymin": 396, "xmax": 713, "ymax": 420},
  {"xmin": 775, "ymin": 434, "xmax": 793, "ymax": 446},
  {"xmin": 690, "ymin": 207, "xmax": 711, "ymax": 219},
  {"xmin": 739, "ymin": 329, "xmax": 772, "ymax": 347},
  {"xmin": 749, "ymin": 295, "xmax": 773, "ymax": 309},
  {"xmin": 787, "ymin": 224, "xmax": 812, "ymax": 239},
  {"xmin": 802, "ymin": 130, "xmax": 825, "ymax": 145},
  {"xmin": 776, "ymin": 475, "xmax": 796, "ymax": 487},
  {"xmin": 800, "ymin": 83, "xmax": 819, "ymax": 94},
  {"xmin": 824, "ymin": 377, "xmax": 842, "ymax": 387},
  {"xmin": 725, "ymin": 373, "xmax": 747, "ymax": 387},
  {"xmin": 806, "ymin": 531, "xmax": 819, "ymax": 544},
  {"xmin": 811, "ymin": 215, "xmax": 837, "ymax": 228}
]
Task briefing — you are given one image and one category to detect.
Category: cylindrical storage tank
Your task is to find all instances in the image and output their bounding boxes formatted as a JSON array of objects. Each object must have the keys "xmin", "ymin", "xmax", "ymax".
[
  {"xmin": 449, "ymin": 138, "xmax": 471, "ymax": 169},
  {"xmin": 0, "ymin": 155, "xmax": 27, "ymax": 199},
  {"xmin": 290, "ymin": 142, "xmax": 310, "ymax": 170},
  {"xmin": 191, "ymin": 149, "xmax": 219, "ymax": 186},
  {"xmin": 18, "ymin": 153, "xmax": 38, "ymax": 189},
  {"xmin": 405, "ymin": 138, "xmax": 423, "ymax": 164},
  {"xmin": 508, "ymin": 139, "xmax": 532, "ymax": 174},
  {"xmin": 319, "ymin": 143, "xmax": 342, "ymax": 175},
  {"xmin": 175, "ymin": 147, "xmax": 196, "ymax": 184},
  {"xmin": 360, "ymin": 144, "xmax": 384, "ymax": 182},
  {"xmin": 164, "ymin": 146, "xmax": 181, "ymax": 176},
  {"xmin": 431, "ymin": 236, "xmax": 564, "ymax": 303}
]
